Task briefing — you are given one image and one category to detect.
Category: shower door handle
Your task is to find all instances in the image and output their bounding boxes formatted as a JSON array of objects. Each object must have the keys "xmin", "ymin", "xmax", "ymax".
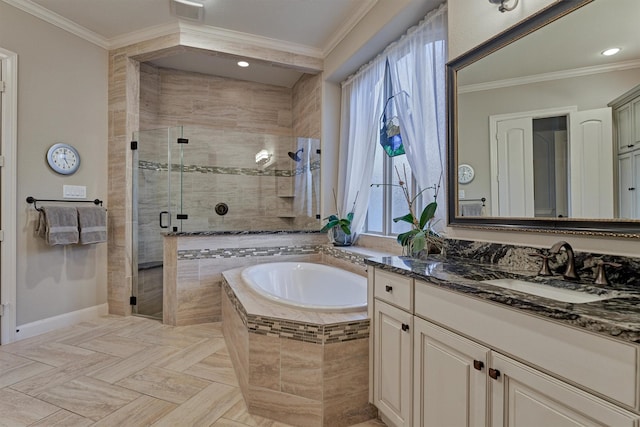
[{"xmin": 159, "ymin": 211, "xmax": 169, "ymax": 229}]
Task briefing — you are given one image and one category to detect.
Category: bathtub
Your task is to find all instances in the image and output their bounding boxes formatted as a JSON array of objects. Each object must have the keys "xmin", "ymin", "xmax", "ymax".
[{"xmin": 240, "ymin": 262, "xmax": 367, "ymax": 312}]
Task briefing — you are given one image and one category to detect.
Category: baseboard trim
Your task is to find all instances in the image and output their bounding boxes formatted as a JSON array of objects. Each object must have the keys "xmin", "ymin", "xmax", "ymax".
[{"xmin": 15, "ymin": 303, "xmax": 109, "ymax": 341}]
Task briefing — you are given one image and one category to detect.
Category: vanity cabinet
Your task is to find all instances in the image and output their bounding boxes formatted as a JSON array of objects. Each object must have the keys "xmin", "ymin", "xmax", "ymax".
[
  {"xmin": 619, "ymin": 149, "xmax": 640, "ymax": 219},
  {"xmin": 611, "ymin": 84, "xmax": 640, "ymax": 155},
  {"xmin": 370, "ymin": 267, "xmax": 640, "ymax": 427}
]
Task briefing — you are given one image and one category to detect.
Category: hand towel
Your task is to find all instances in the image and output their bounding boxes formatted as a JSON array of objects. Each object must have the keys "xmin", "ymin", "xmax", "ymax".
[
  {"xmin": 460, "ymin": 203, "xmax": 483, "ymax": 217},
  {"xmin": 77, "ymin": 206, "xmax": 108, "ymax": 244},
  {"xmin": 36, "ymin": 206, "xmax": 79, "ymax": 245}
]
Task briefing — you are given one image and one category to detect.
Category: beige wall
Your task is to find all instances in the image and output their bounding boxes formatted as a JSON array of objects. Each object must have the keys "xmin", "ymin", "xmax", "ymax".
[{"xmin": 0, "ymin": 2, "xmax": 108, "ymax": 325}]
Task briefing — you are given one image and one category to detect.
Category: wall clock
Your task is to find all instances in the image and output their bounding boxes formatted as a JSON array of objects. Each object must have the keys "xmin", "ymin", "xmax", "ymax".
[
  {"xmin": 458, "ymin": 163, "xmax": 475, "ymax": 184},
  {"xmin": 47, "ymin": 143, "xmax": 80, "ymax": 175}
]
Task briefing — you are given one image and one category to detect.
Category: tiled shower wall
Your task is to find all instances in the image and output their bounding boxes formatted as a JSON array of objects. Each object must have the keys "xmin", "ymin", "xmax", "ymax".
[{"xmin": 136, "ymin": 64, "xmax": 323, "ymax": 267}]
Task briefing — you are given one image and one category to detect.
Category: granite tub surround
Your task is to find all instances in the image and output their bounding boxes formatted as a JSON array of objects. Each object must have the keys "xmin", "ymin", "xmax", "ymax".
[
  {"xmin": 221, "ymin": 267, "xmax": 374, "ymax": 427},
  {"xmin": 365, "ymin": 239, "xmax": 640, "ymax": 343}
]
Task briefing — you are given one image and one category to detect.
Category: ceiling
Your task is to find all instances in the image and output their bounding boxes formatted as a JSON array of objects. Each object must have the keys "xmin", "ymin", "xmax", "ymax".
[{"xmin": 8, "ymin": 0, "xmax": 380, "ymax": 87}]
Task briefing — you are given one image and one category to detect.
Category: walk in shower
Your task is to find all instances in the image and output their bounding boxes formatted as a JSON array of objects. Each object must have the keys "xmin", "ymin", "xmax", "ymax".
[{"xmin": 131, "ymin": 125, "xmax": 321, "ymax": 319}]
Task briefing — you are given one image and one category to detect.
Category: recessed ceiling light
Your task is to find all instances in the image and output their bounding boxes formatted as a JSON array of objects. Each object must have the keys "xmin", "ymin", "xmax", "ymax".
[
  {"xmin": 237, "ymin": 61, "xmax": 249, "ymax": 68},
  {"xmin": 602, "ymin": 48, "xmax": 621, "ymax": 56}
]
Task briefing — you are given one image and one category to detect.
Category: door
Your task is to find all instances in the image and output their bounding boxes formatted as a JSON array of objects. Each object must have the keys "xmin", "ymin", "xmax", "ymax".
[
  {"xmin": 569, "ymin": 108, "xmax": 614, "ymax": 218},
  {"xmin": 493, "ymin": 117, "xmax": 534, "ymax": 217},
  {"xmin": 490, "ymin": 353, "xmax": 639, "ymax": 427},
  {"xmin": 0, "ymin": 49, "xmax": 17, "ymax": 345},
  {"xmin": 374, "ymin": 299, "xmax": 413, "ymax": 427},
  {"xmin": 132, "ymin": 126, "xmax": 185, "ymax": 319},
  {"xmin": 619, "ymin": 150, "xmax": 640, "ymax": 219},
  {"xmin": 413, "ymin": 317, "xmax": 488, "ymax": 427}
]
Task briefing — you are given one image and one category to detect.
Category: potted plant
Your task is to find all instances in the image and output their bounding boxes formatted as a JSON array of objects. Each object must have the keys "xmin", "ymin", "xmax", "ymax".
[
  {"xmin": 321, "ymin": 190, "xmax": 358, "ymax": 246},
  {"xmin": 390, "ymin": 166, "xmax": 443, "ymax": 256}
]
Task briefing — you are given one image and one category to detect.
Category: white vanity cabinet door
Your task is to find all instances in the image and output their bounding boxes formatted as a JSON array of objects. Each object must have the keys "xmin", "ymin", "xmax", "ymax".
[
  {"xmin": 413, "ymin": 317, "xmax": 489, "ymax": 427},
  {"xmin": 374, "ymin": 299, "xmax": 413, "ymax": 427},
  {"xmin": 490, "ymin": 353, "xmax": 640, "ymax": 427}
]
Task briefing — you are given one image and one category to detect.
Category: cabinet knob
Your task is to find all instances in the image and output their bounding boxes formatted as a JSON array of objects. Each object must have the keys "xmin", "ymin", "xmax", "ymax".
[
  {"xmin": 488, "ymin": 368, "xmax": 501, "ymax": 380},
  {"xmin": 473, "ymin": 360, "xmax": 484, "ymax": 371},
  {"xmin": 401, "ymin": 323, "xmax": 410, "ymax": 332},
  {"xmin": 627, "ymin": 144, "xmax": 635, "ymax": 148},
  {"xmin": 385, "ymin": 285, "xmax": 393, "ymax": 292},
  {"xmin": 629, "ymin": 187, "xmax": 636, "ymax": 191}
]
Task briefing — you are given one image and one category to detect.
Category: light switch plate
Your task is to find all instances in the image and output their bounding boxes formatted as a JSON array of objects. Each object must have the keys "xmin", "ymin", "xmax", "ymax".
[{"xmin": 63, "ymin": 185, "xmax": 86, "ymax": 199}]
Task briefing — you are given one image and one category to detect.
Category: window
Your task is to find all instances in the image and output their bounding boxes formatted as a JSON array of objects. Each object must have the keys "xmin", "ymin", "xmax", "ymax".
[{"xmin": 366, "ymin": 148, "xmax": 422, "ymax": 236}]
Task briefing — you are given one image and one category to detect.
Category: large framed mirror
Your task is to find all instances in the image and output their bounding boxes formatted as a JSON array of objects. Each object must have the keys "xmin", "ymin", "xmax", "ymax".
[{"xmin": 447, "ymin": 0, "xmax": 640, "ymax": 237}]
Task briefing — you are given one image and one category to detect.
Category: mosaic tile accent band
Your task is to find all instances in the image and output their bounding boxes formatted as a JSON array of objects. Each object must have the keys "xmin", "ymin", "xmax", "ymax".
[
  {"xmin": 138, "ymin": 160, "xmax": 320, "ymax": 177},
  {"xmin": 222, "ymin": 278, "xmax": 369, "ymax": 345},
  {"xmin": 178, "ymin": 244, "xmax": 322, "ymax": 260},
  {"xmin": 322, "ymin": 246, "xmax": 368, "ymax": 267}
]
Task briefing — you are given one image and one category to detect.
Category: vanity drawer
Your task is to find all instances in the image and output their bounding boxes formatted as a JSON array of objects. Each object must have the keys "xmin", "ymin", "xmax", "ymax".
[
  {"xmin": 374, "ymin": 269, "xmax": 413, "ymax": 311},
  {"xmin": 414, "ymin": 280, "xmax": 639, "ymax": 410}
]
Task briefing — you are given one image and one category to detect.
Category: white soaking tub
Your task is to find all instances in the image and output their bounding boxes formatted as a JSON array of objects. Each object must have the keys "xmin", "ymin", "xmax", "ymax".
[{"xmin": 240, "ymin": 262, "xmax": 367, "ymax": 312}]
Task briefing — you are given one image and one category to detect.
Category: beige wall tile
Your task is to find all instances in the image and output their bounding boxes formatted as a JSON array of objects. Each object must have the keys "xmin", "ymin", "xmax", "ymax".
[
  {"xmin": 248, "ymin": 334, "xmax": 281, "ymax": 391},
  {"xmin": 248, "ymin": 385, "xmax": 322, "ymax": 427},
  {"xmin": 323, "ymin": 391, "xmax": 377, "ymax": 427},
  {"xmin": 323, "ymin": 338, "xmax": 369, "ymax": 401},
  {"xmin": 280, "ymin": 339, "xmax": 323, "ymax": 401}
]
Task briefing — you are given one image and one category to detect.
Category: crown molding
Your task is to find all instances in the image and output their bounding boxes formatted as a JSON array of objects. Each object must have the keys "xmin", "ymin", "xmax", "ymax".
[
  {"xmin": 322, "ymin": 0, "xmax": 378, "ymax": 57},
  {"xmin": 2, "ymin": 0, "xmax": 109, "ymax": 48},
  {"xmin": 458, "ymin": 59, "xmax": 640, "ymax": 94},
  {"xmin": 108, "ymin": 22, "xmax": 181, "ymax": 50},
  {"xmin": 178, "ymin": 21, "xmax": 323, "ymax": 59}
]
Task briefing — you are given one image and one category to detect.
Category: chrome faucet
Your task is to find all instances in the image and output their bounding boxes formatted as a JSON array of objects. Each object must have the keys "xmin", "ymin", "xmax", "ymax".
[{"xmin": 549, "ymin": 241, "xmax": 579, "ymax": 280}]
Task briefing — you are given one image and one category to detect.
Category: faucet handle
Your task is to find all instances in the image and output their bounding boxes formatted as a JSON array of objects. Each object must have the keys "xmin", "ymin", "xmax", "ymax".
[
  {"xmin": 528, "ymin": 253, "xmax": 553, "ymax": 276},
  {"xmin": 594, "ymin": 260, "xmax": 622, "ymax": 286}
]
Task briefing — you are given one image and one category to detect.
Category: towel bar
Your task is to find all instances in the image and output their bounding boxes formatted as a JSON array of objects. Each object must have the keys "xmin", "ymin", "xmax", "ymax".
[
  {"xmin": 458, "ymin": 197, "xmax": 486, "ymax": 207},
  {"xmin": 26, "ymin": 196, "xmax": 103, "ymax": 212}
]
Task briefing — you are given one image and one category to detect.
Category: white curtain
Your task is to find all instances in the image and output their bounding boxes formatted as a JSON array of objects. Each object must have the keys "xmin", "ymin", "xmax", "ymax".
[
  {"xmin": 337, "ymin": 60, "xmax": 385, "ymax": 239},
  {"xmin": 387, "ymin": 3, "xmax": 448, "ymax": 230},
  {"xmin": 338, "ymin": 2, "xmax": 447, "ymax": 237}
]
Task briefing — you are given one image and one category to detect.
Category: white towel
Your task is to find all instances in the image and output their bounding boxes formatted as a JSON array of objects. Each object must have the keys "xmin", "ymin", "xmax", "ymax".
[
  {"xmin": 77, "ymin": 206, "xmax": 108, "ymax": 244},
  {"xmin": 460, "ymin": 203, "xmax": 483, "ymax": 217},
  {"xmin": 35, "ymin": 206, "xmax": 79, "ymax": 245}
]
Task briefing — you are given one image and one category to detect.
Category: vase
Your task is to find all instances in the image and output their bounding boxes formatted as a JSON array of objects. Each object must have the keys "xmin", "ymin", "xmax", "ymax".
[{"xmin": 331, "ymin": 227, "xmax": 353, "ymax": 246}]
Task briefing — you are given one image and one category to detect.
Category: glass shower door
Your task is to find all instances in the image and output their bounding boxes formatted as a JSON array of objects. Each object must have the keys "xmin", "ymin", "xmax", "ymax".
[{"xmin": 132, "ymin": 126, "xmax": 184, "ymax": 319}]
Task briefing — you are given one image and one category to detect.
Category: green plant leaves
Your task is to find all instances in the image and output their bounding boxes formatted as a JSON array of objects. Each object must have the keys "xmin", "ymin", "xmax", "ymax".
[
  {"xmin": 392, "ymin": 213, "xmax": 414, "ymax": 224},
  {"xmin": 419, "ymin": 202, "xmax": 438, "ymax": 229}
]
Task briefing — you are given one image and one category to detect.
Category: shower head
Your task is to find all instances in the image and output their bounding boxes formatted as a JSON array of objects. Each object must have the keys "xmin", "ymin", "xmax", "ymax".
[{"xmin": 287, "ymin": 148, "xmax": 304, "ymax": 162}]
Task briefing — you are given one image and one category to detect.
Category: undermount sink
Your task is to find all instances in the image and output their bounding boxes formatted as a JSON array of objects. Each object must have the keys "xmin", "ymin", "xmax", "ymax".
[{"xmin": 481, "ymin": 278, "xmax": 615, "ymax": 304}]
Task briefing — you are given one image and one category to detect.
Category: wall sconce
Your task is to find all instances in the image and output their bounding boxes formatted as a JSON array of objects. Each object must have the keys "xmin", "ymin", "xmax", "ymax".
[
  {"xmin": 255, "ymin": 149, "xmax": 272, "ymax": 165},
  {"xmin": 488, "ymin": 0, "xmax": 519, "ymax": 13}
]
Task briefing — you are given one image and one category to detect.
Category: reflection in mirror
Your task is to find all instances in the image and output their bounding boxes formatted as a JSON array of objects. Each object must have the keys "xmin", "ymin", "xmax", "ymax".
[{"xmin": 448, "ymin": 0, "xmax": 640, "ymax": 236}]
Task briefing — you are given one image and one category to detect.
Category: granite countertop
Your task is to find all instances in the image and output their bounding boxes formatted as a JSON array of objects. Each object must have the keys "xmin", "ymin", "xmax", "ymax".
[
  {"xmin": 165, "ymin": 229, "xmax": 324, "ymax": 237},
  {"xmin": 365, "ymin": 256, "xmax": 640, "ymax": 345}
]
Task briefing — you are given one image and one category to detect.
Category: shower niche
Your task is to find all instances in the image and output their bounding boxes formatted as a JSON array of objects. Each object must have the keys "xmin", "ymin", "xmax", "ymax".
[{"xmin": 132, "ymin": 126, "xmax": 321, "ymax": 319}]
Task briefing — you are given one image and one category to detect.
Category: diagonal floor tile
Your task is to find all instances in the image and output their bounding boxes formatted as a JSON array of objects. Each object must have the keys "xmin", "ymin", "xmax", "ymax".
[
  {"xmin": 29, "ymin": 409, "xmax": 93, "ymax": 427},
  {"xmin": 87, "ymin": 345, "xmax": 180, "ymax": 384},
  {"xmin": 151, "ymin": 381, "xmax": 242, "ymax": 426},
  {"xmin": 92, "ymin": 395, "xmax": 177, "ymax": 426},
  {"xmin": 36, "ymin": 376, "xmax": 141, "ymax": 421},
  {"xmin": 0, "ymin": 388, "xmax": 59, "ymax": 426},
  {"xmin": 11, "ymin": 352, "xmax": 117, "ymax": 397},
  {"xmin": 77, "ymin": 333, "xmax": 151, "ymax": 358},
  {"xmin": 115, "ymin": 365, "xmax": 211, "ymax": 404},
  {"xmin": 5, "ymin": 342, "xmax": 96, "ymax": 367},
  {"xmin": 156, "ymin": 337, "xmax": 226, "ymax": 372},
  {"xmin": 184, "ymin": 348, "xmax": 239, "ymax": 387}
]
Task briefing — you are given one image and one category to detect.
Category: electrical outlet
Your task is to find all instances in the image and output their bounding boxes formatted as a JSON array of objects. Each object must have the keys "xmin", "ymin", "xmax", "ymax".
[{"xmin": 63, "ymin": 185, "xmax": 87, "ymax": 199}]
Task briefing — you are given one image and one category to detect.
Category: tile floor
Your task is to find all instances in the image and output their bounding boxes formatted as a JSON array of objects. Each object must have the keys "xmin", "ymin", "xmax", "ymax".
[{"xmin": 0, "ymin": 315, "xmax": 386, "ymax": 427}]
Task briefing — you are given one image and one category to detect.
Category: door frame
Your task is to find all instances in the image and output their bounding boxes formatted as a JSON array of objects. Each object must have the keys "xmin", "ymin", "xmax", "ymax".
[
  {"xmin": 0, "ymin": 47, "xmax": 17, "ymax": 344},
  {"xmin": 489, "ymin": 106, "xmax": 577, "ymax": 217}
]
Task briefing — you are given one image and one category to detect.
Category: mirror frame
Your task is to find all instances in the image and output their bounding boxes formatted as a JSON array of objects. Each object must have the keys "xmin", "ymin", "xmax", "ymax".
[{"xmin": 446, "ymin": 0, "xmax": 640, "ymax": 238}]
